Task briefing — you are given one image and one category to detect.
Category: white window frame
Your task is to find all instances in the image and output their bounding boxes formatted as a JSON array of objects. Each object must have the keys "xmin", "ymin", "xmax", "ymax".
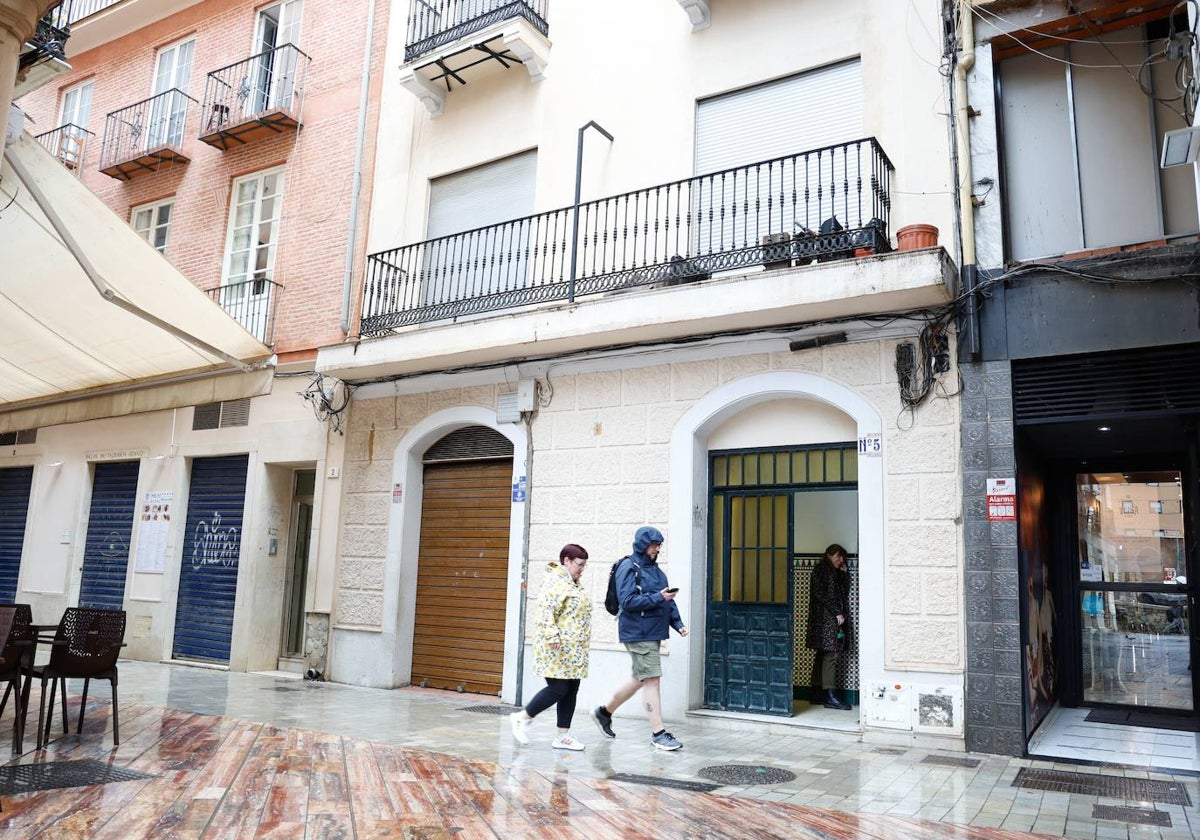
[
  {"xmin": 148, "ymin": 36, "xmax": 195, "ymax": 149},
  {"xmin": 220, "ymin": 166, "xmax": 285, "ymax": 342},
  {"xmin": 131, "ymin": 197, "xmax": 175, "ymax": 254},
  {"xmin": 250, "ymin": 0, "xmax": 303, "ymax": 115},
  {"xmin": 55, "ymin": 80, "xmax": 93, "ymax": 167}
]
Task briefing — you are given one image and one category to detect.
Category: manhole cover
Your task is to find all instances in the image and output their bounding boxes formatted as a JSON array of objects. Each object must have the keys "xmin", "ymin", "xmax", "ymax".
[
  {"xmin": 456, "ymin": 703, "xmax": 521, "ymax": 715},
  {"xmin": 1013, "ymin": 768, "xmax": 1191, "ymax": 806},
  {"xmin": 0, "ymin": 759, "xmax": 155, "ymax": 795},
  {"xmin": 697, "ymin": 764, "xmax": 797, "ymax": 785}
]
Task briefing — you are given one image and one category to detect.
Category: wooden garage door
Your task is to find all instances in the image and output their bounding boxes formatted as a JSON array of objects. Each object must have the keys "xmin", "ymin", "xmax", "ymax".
[{"xmin": 412, "ymin": 459, "xmax": 511, "ymax": 694}]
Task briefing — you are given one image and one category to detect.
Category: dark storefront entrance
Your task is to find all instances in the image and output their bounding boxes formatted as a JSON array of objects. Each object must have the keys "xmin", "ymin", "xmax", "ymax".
[{"xmin": 1013, "ymin": 346, "xmax": 1200, "ymax": 732}]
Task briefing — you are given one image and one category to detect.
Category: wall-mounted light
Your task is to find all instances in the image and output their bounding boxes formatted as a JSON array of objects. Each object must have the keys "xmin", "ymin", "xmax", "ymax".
[
  {"xmin": 1161, "ymin": 126, "xmax": 1200, "ymax": 167},
  {"xmin": 47, "ymin": 460, "xmax": 63, "ymax": 467},
  {"xmin": 151, "ymin": 454, "xmax": 167, "ymax": 461},
  {"xmin": 1098, "ymin": 425, "xmax": 1111, "ymax": 432}
]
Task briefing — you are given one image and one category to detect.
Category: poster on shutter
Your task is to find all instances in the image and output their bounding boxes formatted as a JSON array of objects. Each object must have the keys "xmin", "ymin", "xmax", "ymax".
[
  {"xmin": 134, "ymin": 490, "xmax": 173, "ymax": 573},
  {"xmin": 985, "ymin": 478, "xmax": 1016, "ymax": 522}
]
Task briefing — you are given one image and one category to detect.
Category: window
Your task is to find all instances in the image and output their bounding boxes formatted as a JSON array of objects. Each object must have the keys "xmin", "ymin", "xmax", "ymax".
[
  {"xmin": 222, "ymin": 167, "xmax": 284, "ymax": 340},
  {"xmin": 999, "ymin": 25, "xmax": 1198, "ymax": 260},
  {"xmin": 148, "ymin": 37, "xmax": 194, "ymax": 148},
  {"xmin": 252, "ymin": 0, "xmax": 303, "ymax": 114},
  {"xmin": 131, "ymin": 198, "xmax": 174, "ymax": 254},
  {"xmin": 56, "ymin": 80, "xmax": 93, "ymax": 167}
]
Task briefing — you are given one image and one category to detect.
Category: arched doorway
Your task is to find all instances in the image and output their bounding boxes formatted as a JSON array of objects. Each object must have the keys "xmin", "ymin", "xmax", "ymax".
[{"xmin": 410, "ymin": 425, "xmax": 514, "ymax": 694}]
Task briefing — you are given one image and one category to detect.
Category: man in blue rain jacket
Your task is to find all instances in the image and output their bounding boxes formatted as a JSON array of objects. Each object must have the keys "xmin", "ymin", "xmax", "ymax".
[{"xmin": 590, "ymin": 526, "xmax": 688, "ymax": 751}]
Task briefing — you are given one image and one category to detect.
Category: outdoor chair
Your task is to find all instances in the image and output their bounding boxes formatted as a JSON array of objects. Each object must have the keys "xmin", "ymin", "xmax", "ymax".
[
  {"xmin": 33, "ymin": 607, "xmax": 126, "ymax": 750},
  {"xmin": 0, "ymin": 604, "xmax": 34, "ymax": 753}
]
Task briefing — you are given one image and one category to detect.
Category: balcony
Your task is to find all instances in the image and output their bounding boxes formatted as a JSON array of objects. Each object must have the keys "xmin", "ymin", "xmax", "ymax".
[
  {"xmin": 206, "ymin": 279, "xmax": 283, "ymax": 346},
  {"xmin": 99, "ymin": 89, "xmax": 196, "ymax": 181},
  {"xmin": 14, "ymin": 1, "xmax": 74, "ymax": 99},
  {"xmin": 34, "ymin": 123, "xmax": 94, "ymax": 175},
  {"xmin": 363, "ymin": 138, "xmax": 896, "ymax": 335},
  {"xmin": 399, "ymin": 0, "xmax": 550, "ymax": 116},
  {"xmin": 198, "ymin": 45, "xmax": 311, "ymax": 151}
]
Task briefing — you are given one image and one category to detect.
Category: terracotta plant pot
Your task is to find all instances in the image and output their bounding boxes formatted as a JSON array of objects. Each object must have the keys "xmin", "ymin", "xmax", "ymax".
[
  {"xmin": 854, "ymin": 247, "xmax": 874, "ymax": 258},
  {"xmin": 896, "ymin": 223, "xmax": 938, "ymax": 251}
]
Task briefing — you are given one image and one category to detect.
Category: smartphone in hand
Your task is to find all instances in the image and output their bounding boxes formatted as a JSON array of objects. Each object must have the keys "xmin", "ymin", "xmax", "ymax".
[{"xmin": 666, "ymin": 587, "xmax": 680, "ymax": 593}]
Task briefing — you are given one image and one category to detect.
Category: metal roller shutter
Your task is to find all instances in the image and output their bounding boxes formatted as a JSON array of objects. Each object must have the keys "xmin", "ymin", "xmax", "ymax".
[
  {"xmin": 173, "ymin": 454, "xmax": 249, "ymax": 663},
  {"xmin": 427, "ymin": 150, "xmax": 537, "ymax": 238},
  {"xmin": 79, "ymin": 460, "xmax": 140, "ymax": 609},
  {"xmin": 0, "ymin": 466, "xmax": 33, "ymax": 602},
  {"xmin": 411, "ymin": 459, "xmax": 512, "ymax": 695},
  {"xmin": 695, "ymin": 60, "xmax": 863, "ymax": 176}
]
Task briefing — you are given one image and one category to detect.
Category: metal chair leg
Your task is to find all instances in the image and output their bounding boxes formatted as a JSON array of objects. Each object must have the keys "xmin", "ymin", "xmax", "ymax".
[
  {"xmin": 36, "ymin": 677, "xmax": 50, "ymax": 751},
  {"xmin": 77, "ymin": 677, "xmax": 91, "ymax": 734},
  {"xmin": 110, "ymin": 678, "xmax": 119, "ymax": 746}
]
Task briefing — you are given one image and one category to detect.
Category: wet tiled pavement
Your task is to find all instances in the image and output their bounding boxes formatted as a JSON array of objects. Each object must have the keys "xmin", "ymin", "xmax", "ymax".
[{"xmin": 0, "ymin": 661, "xmax": 1194, "ymax": 838}]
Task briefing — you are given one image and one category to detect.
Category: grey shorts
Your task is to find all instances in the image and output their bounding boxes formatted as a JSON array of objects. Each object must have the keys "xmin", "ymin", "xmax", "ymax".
[{"xmin": 625, "ymin": 640, "xmax": 662, "ymax": 680}]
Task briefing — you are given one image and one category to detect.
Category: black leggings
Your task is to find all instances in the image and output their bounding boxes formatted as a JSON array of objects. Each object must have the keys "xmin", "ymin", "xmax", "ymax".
[{"xmin": 525, "ymin": 677, "xmax": 580, "ymax": 729}]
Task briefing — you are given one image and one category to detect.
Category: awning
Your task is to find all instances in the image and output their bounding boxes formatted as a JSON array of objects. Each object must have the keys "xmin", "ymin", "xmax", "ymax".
[{"xmin": 0, "ymin": 132, "xmax": 274, "ymax": 431}]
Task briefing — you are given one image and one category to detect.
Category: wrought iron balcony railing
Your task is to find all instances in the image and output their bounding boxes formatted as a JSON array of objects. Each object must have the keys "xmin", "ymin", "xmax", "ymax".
[
  {"xmin": 34, "ymin": 122, "xmax": 94, "ymax": 174},
  {"xmin": 19, "ymin": 0, "xmax": 74, "ymax": 72},
  {"xmin": 405, "ymin": 0, "xmax": 549, "ymax": 62},
  {"xmin": 100, "ymin": 88, "xmax": 197, "ymax": 179},
  {"xmin": 207, "ymin": 279, "xmax": 282, "ymax": 346},
  {"xmin": 362, "ymin": 137, "xmax": 894, "ymax": 336},
  {"xmin": 199, "ymin": 44, "xmax": 311, "ymax": 149}
]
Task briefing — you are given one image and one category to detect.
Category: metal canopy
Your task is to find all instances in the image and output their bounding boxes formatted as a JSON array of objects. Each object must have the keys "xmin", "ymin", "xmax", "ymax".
[{"xmin": 0, "ymin": 132, "xmax": 273, "ymax": 427}]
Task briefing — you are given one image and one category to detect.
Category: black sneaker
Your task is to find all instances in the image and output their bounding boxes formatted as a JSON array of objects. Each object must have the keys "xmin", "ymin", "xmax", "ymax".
[{"xmin": 590, "ymin": 705, "xmax": 615, "ymax": 738}]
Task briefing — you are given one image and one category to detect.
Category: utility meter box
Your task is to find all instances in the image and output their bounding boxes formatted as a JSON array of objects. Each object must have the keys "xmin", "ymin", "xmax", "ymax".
[
  {"xmin": 865, "ymin": 681, "xmax": 912, "ymax": 729},
  {"xmin": 497, "ymin": 380, "xmax": 537, "ymax": 423}
]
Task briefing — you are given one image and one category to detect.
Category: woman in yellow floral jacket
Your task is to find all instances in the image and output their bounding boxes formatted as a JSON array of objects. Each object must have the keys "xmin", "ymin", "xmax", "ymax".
[{"xmin": 510, "ymin": 544, "xmax": 592, "ymax": 751}]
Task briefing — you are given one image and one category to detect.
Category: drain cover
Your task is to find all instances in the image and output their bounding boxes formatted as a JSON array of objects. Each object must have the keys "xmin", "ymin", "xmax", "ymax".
[
  {"xmin": 1013, "ymin": 768, "xmax": 1191, "ymax": 806},
  {"xmin": 609, "ymin": 773, "xmax": 721, "ymax": 793},
  {"xmin": 920, "ymin": 755, "xmax": 981, "ymax": 768},
  {"xmin": 0, "ymin": 759, "xmax": 155, "ymax": 795},
  {"xmin": 697, "ymin": 764, "xmax": 797, "ymax": 785},
  {"xmin": 456, "ymin": 703, "xmax": 521, "ymax": 715},
  {"xmin": 1092, "ymin": 804, "xmax": 1171, "ymax": 827}
]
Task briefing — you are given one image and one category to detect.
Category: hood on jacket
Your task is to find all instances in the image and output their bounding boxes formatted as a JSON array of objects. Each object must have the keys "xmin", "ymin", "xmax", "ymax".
[{"xmin": 633, "ymin": 526, "xmax": 664, "ymax": 556}]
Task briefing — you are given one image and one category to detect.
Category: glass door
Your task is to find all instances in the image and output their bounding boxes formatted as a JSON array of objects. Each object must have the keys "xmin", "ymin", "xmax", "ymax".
[
  {"xmin": 1077, "ymin": 470, "xmax": 1193, "ymax": 710},
  {"xmin": 148, "ymin": 38, "xmax": 194, "ymax": 148}
]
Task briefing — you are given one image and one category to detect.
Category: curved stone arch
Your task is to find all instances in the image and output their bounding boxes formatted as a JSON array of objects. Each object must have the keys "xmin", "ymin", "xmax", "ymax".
[
  {"xmin": 666, "ymin": 371, "xmax": 885, "ymax": 717},
  {"xmin": 331, "ymin": 405, "xmax": 528, "ymax": 694}
]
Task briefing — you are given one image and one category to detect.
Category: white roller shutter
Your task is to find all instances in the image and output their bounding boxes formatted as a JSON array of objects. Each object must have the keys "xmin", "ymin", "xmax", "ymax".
[
  {"xmin": 427, "ymin": 150, "xmax": 538, "ymax": 238},
  {"xmin": 696, "ymin": 60, "xmax": 863, "ymax": 176}
]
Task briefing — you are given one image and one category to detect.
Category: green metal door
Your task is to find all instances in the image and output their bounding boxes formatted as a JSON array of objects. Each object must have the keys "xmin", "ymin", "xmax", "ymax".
[{"xmin": 705, "ymin": 491, "xmax": 793, "ymax": 714}]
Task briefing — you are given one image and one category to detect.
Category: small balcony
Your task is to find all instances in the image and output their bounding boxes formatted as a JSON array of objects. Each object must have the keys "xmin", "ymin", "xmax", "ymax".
[
  {"xmin": 363, "ymin": 138, "xmax": 896, "ymax": 335},
  {"xmin": 15, "ymin": 1, "xmax": 74, "ymax": 99},
  {"xmin": 198, "ymin": 45, "xmax": 311, "ymax": 151},
  {"xmin": 99, "ymin": 89, "xmax": 197, "ymax": 181},
  {"xmin": 206, "ymin": 279, "xmax": 282, "ymax": 346},
  {"xmin": 33, "ymin": 123, "xmax": 94, "ymax": 175},
  {"xmin": 399, "ymin": 0, "xmax": 550, "ymax": 116}
]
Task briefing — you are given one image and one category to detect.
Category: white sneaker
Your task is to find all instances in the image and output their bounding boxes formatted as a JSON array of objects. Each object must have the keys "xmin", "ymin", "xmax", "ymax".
[
  {"xmin": 510, "ymin": 712, "xmax": 531, "ymax": 745},
  {"xmin": 551, "ymin": 733, "xmax": 585, "ymax": 751}
]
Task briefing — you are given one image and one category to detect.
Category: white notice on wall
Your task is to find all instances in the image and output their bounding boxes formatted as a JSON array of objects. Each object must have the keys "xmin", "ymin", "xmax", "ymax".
[
  {"xmin": 857, "ymin": 433, "xmax": 882, "ymax": 457},
  {"xmin": 133, "ymin": 490, "xmax": 173, "ymax": 574}
]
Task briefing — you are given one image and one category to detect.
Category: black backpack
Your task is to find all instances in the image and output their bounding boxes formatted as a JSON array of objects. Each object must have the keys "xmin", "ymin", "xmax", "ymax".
[{"xmin": 604, "ymin": 556, "xmax": 641, "ymax": 616}]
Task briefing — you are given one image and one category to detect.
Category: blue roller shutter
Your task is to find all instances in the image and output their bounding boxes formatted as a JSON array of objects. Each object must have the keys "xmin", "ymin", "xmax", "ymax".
[
  {"xmin": 174, "ymin": 454, "xmax": 248, "ymax": 663},
  {"xmin": 79, "ymin": 461, "xmax": 139, "ymax": 610},
  {"xmin": 0, "ymin": 467, "xmax": 33, "ymax": 602}
]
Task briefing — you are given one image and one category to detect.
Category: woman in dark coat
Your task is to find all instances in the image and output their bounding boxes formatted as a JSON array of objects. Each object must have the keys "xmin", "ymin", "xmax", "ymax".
[{"xmin": 805, "ymin": 543, "xmax": 853, "ymax": 710}]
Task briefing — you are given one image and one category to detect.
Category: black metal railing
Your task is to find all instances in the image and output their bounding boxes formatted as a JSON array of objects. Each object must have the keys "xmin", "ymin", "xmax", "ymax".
[
  {"xmin": 34, "ymin": 123, "xmax": 94, "ymax": 173},
  {"xmin": 19, "ymin": 1, "xmax": 74, "ymax": 71},
  {"xmin": 100, "ymin": 88, "xmax": 197, "ymax": 170},
  {"xmin": 200, "ymin": 44, "xmax": 311, "ymax": 135},
  {"xmin": 405, "ymin": 0, "xmax": 549, "ymax": 62},
  {"xmin": 362, "ymin": 137, "xmax": 894, "ymax": 335},
  {"xmin": 207, "ymin": 279, "xmax": 282, "ymax": 345}
]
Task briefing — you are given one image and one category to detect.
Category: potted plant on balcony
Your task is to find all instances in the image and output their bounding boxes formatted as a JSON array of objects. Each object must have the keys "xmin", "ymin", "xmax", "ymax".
[{"xmin": 896, "ymin": 224, "xmax": 939, "ymax": 251}]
